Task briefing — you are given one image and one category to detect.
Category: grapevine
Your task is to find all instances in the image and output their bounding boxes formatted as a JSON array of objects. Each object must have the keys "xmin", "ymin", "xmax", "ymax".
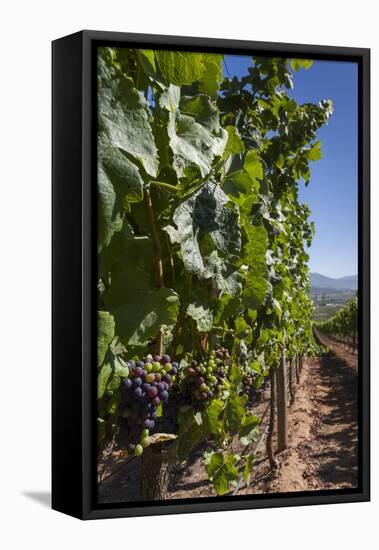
[{"xmin": 96, "ymin": 47, "xmax": 333, "ymax": 497}]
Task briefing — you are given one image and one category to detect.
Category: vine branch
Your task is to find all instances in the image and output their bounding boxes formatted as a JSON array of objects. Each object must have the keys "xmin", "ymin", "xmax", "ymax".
[{"xmin": 145, "ymin": 188, "xmax": 164, "ymax": 355}]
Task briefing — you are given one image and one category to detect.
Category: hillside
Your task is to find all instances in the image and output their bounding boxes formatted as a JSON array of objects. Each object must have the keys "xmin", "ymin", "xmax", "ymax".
[{"xmin": 310, "ymin": 273, "xmax": 358, "ymax": 294}]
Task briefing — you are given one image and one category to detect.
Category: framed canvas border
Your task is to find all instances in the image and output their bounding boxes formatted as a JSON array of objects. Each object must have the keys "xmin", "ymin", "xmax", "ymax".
[{"xmin": 52, "ymin": 30, "xmax": 370, "ymax": 520}]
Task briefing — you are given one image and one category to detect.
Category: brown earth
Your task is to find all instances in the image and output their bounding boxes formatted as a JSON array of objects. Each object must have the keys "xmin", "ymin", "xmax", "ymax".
[{"xmin": 98, "ymin": 333, "xmax": 358, "ymax": 502}]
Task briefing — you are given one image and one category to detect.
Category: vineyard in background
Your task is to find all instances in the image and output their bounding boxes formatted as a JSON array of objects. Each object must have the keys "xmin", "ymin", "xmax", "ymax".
[
  {"xmin": 96, "ymin": 47, "xmax": 335, "ymax": 499},
  {"xmin": 316, "ymin": 298, "xmax": 358, "ymax": 353}
]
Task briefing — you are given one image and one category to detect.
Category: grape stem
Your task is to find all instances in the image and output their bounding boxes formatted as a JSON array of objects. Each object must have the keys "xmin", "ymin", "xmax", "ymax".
[
  {"xmin": 145, "ymin": 188, "xmax": 165, "ymax": 355},
  {"xmin": 149, "ymin": 180, "xmax": 178, "ymax": 194}
]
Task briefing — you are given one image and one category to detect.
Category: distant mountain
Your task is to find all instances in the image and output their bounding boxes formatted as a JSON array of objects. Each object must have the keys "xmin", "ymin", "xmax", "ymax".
[{"xmin": 310, "ymin": 273, "xmax": 358, "ymax": 294}]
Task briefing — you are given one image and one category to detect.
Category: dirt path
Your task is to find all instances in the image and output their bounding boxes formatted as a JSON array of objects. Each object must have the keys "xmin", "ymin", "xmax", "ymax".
[{"xmin": 242, "ymin": 332, "xmax": 358, "ymax": 495}]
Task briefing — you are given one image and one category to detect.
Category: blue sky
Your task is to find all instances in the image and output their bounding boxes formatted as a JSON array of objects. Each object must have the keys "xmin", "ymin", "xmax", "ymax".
[{"xmin": 223, "ymin": 55, "xmax": 358, "ymax": 279}]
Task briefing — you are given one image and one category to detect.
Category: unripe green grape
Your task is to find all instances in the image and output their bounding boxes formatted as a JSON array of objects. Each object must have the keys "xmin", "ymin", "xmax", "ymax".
[{"xmin": 134, "ymin": 444, "xmax": 143, "ymax": 456}]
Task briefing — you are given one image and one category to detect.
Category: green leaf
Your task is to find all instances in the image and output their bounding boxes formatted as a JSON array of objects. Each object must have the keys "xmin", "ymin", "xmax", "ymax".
[
  {"xmin": 98, "ymin": 165, "xmax": 124, "ymax": 253},
  {"xmin": 186, "ymin": 302, "xmax": 214, "ymax": 332},
  {"xmin": 307, "ymin": 140, "xmax": 322, "ymax": 161},
  {"xmin": 106, "ymin": 355, "xmax": 130, "ymax": 392},
  {"xmin": 136, "ymin": 49, "xmax": 157, "ymax": 77},
  {"xmin": 198, "ymin": 53, "xmax": 224, "ymax": 98},
  {"xmin": 225, "ymin": 393, "xmax": 245, "ymax": 433},
  {"xmin": 159, "ymin": 84, "xmax": 227, "ymax": 179},
  {"xmin": 176, "ymin": 406, "xmax": 205, "ymax": 460},
  {"xmin": 97, "ymin": 311, "xmax": 115, "ymax": 366},
  {"xmin": 104, "ymin": 237, "xmax": 154, "ymax": 307},
  {"xmin": 204, "ymin": 252, "xmax": 242, "ymax": 297},
  {"xmin": 244, "ymin": 150, "xmax": 263, "ymax": 185},
  {"xmin": 97, "ymin": 364, "xmax": 112, "ymax": 399},
  {"xmin": 205, "ymin": 451, "xmax": 239, "ymax": 495},
  {"xmin": 204, "ymin": 399, "xmax": 224, "ymax": 435},
  {"xmin": 113, "ymin": 287, "xmax": 180, "ymax": 347},
  {"xmin": 242, "ymin": 225, "xmax": 269, "ymax": 309},
  {"xmin": 180, "ymin": 94, "xmax": 221, "ymax": 133},
  {"xmin": 224, "ymin": 126, "xmax": 244, "ymax": 155},
  {"xmin": 239, "ymin": 415, "xmax": 260, "ymax": 446},
  {"xmin": 291, "ymin": 59, "xmax": 314, "ymax": 71},
  {"xmin": 98, "ymin": 135, "xmax": 145, "ymax": 252},
  {"xmin": 173, "ymin": 182, "xmax": 241, "ymax": 280},
  {"xmin": 243, "ymin": 454, "xmax": 255, "ymax": 486},
  {"xmin": 156, "ymin": 51, "xmax": 206, "ymax": 85},
  {"xmin": 98, "ymin": 49, "xmax": 158, "ymax": 177},
  {"xmin": 168, "ymin": 111, "xmax": 227, "ymax": 178}
]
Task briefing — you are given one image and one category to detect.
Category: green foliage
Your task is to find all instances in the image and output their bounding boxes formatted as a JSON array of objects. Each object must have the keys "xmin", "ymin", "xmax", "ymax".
[
  {"xmin": 96, "ymin": 47, "xmax": 332, "ymax": 495},
  {"xmin": 316, "ymin": 298, "xmax": 358, "ymax": 339}
]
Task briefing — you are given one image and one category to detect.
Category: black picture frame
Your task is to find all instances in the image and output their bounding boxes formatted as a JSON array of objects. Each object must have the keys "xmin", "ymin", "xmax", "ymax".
[{"xmin": 52, "ymin": 30, "xmax": 370, "ymax": 520}]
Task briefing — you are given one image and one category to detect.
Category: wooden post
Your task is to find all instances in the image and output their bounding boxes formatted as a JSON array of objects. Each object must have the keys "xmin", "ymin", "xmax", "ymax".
[
  {"xmin": 289, "ymin": 358, "xmax": 295, "ymax": 405},
  {"xmin": 266, "ymin": 368, "xmax": 278, "ymax": 468},
  {"xmin": 295, "ymin": 354, "xmax": 300, "ymax": 384},
  {"xmin": 276, "ymin": 350, "xmax": 288, "ymax": 452}
]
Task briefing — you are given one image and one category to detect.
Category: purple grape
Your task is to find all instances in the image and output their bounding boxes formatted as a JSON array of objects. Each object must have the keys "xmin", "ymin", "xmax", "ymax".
[
  {"xmin": 157, "ymin": 382, "xmax": 165, "ymax": 392},
  {"xmin": 216, "ymin": 351, "xmax": 224, "ymax": 360},
  {"xmin": 163, "ymin": 373, "xmax": 171, "ymax": 383},
  {"xmin": 122, "ymin": 378, "xmax": 132, "ymax": 389},
  {"xmin": 136, "ymin": 360, "xmax": 144, "ymax": 368},
  {"xmin": 198, "ymin": 377, "xmax": 205, "ymax": 385},
  {"xmin": 207, "ymin": 391, "xmax": 214, "ymax": 398},
  {"xmin": 153, "ymin": 355, "xmax": 162, "ymax": 363},
  {"xmin": 133, "ymin": 377, "xmax": 142, "ymax": 387},
  {"xmin": 127, "ymin": 443, "xmax": 136, "ymax": 453},
  {"xmin": 147, "ymin": 387, "xmax": 158, "ymax": 398},
  {"xmin": 133, "ymin": 387, "xmax": 143, "ymax": 398},
  {"xmin": 161, "ymin": 354, "xmax": 171, "ymax": 364},
  {"xmin": 191, "ymin": 360, "xmax": 198, "ymax": 368},
  {"xmin": 200, "ymin": 392, "xmax": 208, "ymax": 401},
  {"xmin": 142, "ymin": 383, "xmax": 151, "ymax": 391},
  {"xmin": 128, "ymin": 359, "xmax": 136, "ymax": 369},
  {"xmin": 134, "ymin": 367, "xmax": 143, "ymax": 378},
  {"xmin": 172, "ymin": 362, "xmax": 179, "ymax": 369},
  {"xmin": 161, "ymin": 390, "xmax": 169, "ymax": 402},
  {"xmin": 152, "ymin": 396, "xmax": 160, "ymax": 406},
  {"xmin": 162, "ymin": 381, "xmax": 169, "ymax": 391},
  {"xmin": 170, "ymin": 367, "xmax": 177, "ymax": 375}
]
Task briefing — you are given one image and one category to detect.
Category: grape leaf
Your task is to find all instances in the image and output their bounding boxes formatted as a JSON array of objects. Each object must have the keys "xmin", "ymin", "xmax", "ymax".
[
  {"xmin": 173, "ymin": 181, "xmax": 241, "ymax": 267},
  {"xmin": 204, "ymin": 451, "xmax": 239, "ymax": 495},
  {"xmin": 98, "ymin": 135, "xmax": 145, "ymax": 252},
  {"xmin": 97, "ymin": 311, "xmax": 115, "ymax": 366},
  {"xmin": 98, "ymin": 48, "xmax": 158, "ymax": 177},
  {"xmin": 239, "ymin": 415, "xmax": 260, "ymax": 446},
  {"xmin": 186, "ymin": 302, "xmax": 214, "ymax": 332},
  {"xmin": 198, "ymin": 53, "xmax": 224, "ymax": 98},
  {"xmin": 291, "ymin": 59, "xmax": 313, "ymax": 71},
  {"xmin": 97, "ymin": 364, "xmax": 112, "ymax": 399},
  {"xmin": 113, "ymin": 288, "xmax": 180, "ymax": 347},
  {"xmin": 155, "ymin": 51, "xmax": 206, "ymax": 86}
]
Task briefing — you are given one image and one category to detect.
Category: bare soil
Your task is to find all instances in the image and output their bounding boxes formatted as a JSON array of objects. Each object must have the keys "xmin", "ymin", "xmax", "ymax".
[{"xmin": 98, "ymin": 334, "xmax": 358, "ymax": 502}]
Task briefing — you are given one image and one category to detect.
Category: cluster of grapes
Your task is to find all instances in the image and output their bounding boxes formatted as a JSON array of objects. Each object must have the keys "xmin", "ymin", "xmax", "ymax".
[
  {"xmin": 119, "ymin": 354, "xmax": 178, "ymax": 456},
  {"xmin": 182, "ymin": 348, "xmax": 230, "ymax": 405},
  {"xmin": 241, "ymin": 373, "xmax": 254, "ymax": 397}
]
